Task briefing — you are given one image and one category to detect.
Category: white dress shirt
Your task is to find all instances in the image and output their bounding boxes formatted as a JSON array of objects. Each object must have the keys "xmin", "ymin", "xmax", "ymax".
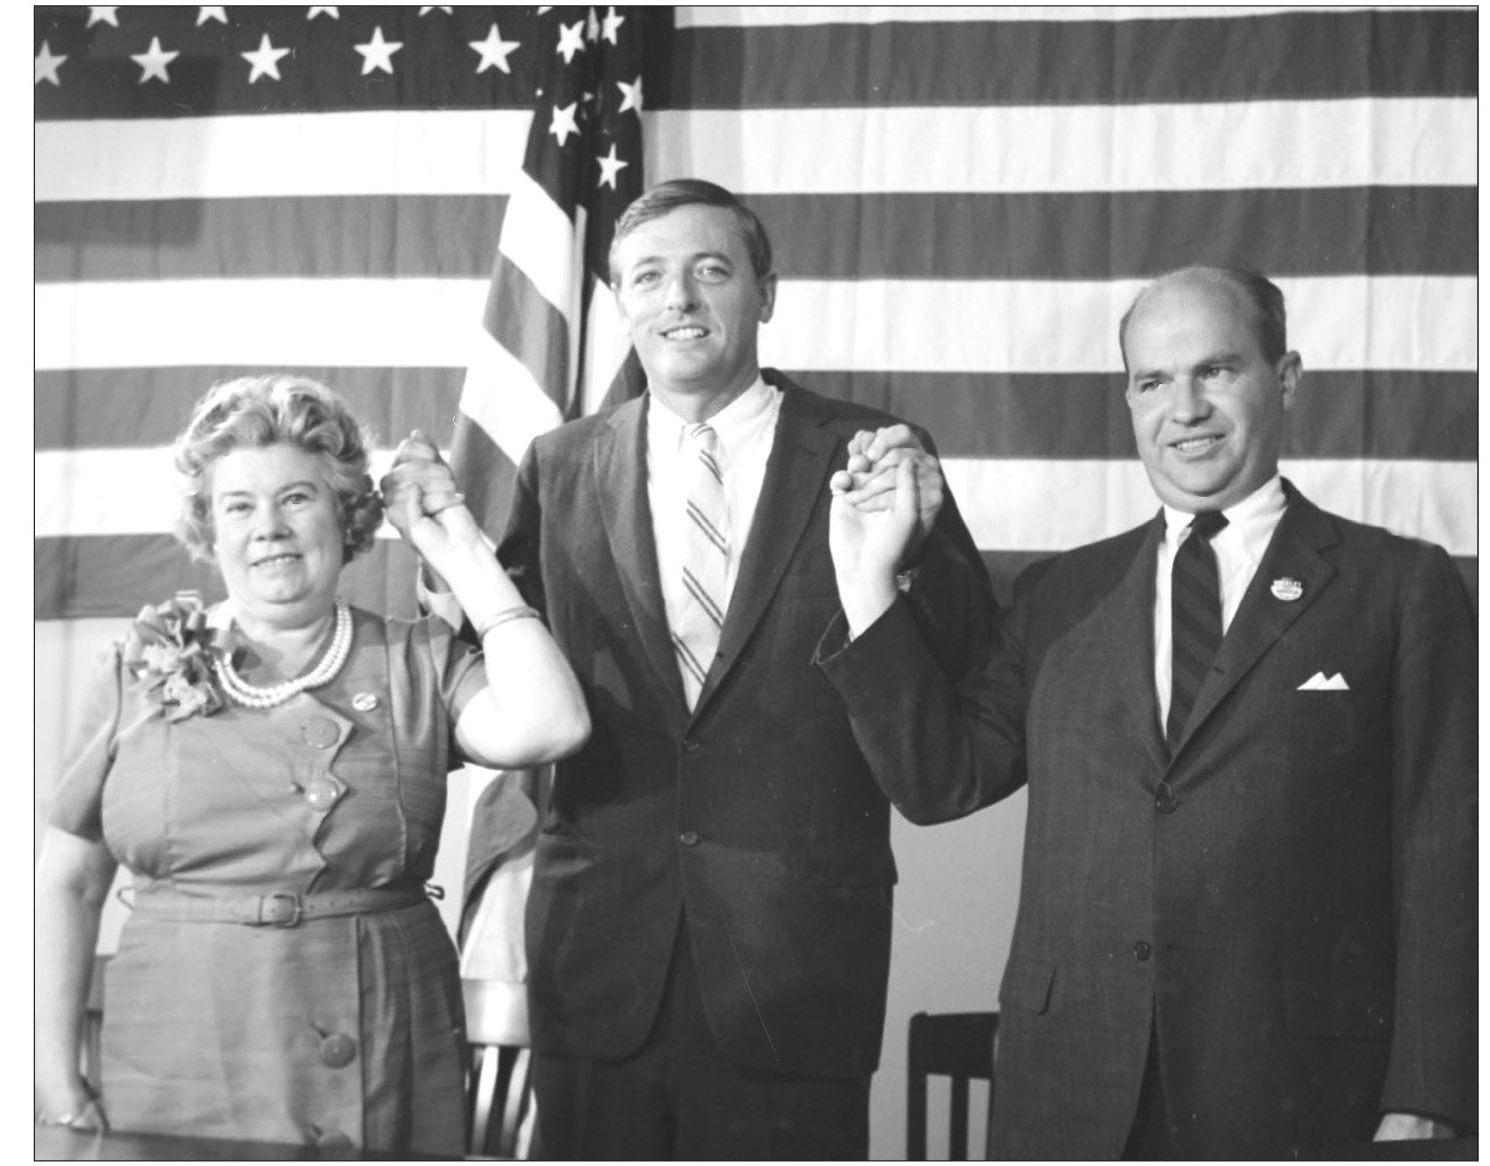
[
  {"xmin": 647, "ymin": 377, "xmax": 783, "ymax": 637},
  {"xmin": 1152, "ymin": 475, "xmax": 1287, "ymax": 729}
]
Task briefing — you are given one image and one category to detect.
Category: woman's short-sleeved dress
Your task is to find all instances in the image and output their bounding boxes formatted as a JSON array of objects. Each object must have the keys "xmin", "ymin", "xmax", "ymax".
[{"xmin": 49, "ymin": 604, "xmax": 487, "ymax": 1155}]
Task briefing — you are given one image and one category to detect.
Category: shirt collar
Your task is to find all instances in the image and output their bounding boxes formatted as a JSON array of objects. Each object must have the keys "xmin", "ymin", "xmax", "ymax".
[
  {"xmin": 647, "ymin": 374, "xmax": 775, "ymax": 453},
  {"xmin": 1162, "ymin": 474, "xmax": 1287, "ymax": 562}
]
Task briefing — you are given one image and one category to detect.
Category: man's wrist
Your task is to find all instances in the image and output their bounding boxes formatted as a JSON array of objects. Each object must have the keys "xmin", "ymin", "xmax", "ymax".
[{"xmin": 837, "ymin": 571, "xmax": 899, "ymax": 639}]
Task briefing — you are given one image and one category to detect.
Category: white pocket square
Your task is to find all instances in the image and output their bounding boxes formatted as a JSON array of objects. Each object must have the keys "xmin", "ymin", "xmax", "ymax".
[{"xmin": 1298, "ymin": 671, "xmax": 1349, "ymax": 691}]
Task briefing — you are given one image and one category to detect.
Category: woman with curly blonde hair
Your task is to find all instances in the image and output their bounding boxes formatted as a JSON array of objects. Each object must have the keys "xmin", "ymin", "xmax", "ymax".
[{"xmin": 36, "ymin": 374, "xmax": 588, "ymax": 1154}]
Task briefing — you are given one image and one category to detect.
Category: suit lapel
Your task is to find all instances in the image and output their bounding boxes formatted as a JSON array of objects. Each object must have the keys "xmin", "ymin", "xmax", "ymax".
[
  {"xmin": 1171, "ymin": 485, "xmax": 1340, "ymax": 760},
  {"xmin": 1097, "ymin": 516, "xmax": 1169, "ymax": 774},
  {"xmin": 594, "ymin": 396, "xmax": 691, "ymax": 717},
  {"xmin": 693, "ymin": 378, "xmax": 839, "ymax": 717}
]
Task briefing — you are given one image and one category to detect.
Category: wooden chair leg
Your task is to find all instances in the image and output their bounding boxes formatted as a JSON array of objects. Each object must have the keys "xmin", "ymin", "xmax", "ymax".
[{"xmin": 949, "ymin": 1078, "xmax": 970, "ymax": 1159}]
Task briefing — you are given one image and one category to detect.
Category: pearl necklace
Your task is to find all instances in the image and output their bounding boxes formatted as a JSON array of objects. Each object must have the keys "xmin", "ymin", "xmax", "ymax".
[{"xmin": 215, "ymin": 598, "xmax": 354, "ymax": 709}]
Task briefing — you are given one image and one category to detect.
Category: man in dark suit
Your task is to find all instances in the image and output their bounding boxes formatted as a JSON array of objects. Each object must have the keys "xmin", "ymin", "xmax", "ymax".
[
  {"xmin": 820, "ymin": 267, "xmax": 1476, "ymax": 1158},
  {"xmin": 388, "ymin": 179, "xmax": 992, "ymax": 1158}
]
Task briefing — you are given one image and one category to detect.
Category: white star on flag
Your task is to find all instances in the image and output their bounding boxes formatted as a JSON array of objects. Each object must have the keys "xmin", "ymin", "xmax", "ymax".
[
  {"xmin": 549, "ymin": 101, "xmax": 580, "ymax": 146},
  {"xmin": 307, "ymin": 7, "xmax": 339, "ymax": 19},
  {"xmin": 197, "ymin": 7, "xmax": 228, "ymax": 26},
  {"xmin": 556, "ymin": 20, "xmax": 585, "ymax": 64},
  {"xmin": 596, "ymin": 143, "xmax": 629, "ymax": 189},
  {"xmin": 242, "ymin": 34, "xmax": 292, "ymax": 83},
  {"xmin": 617, "ymin": 75, "xmax": 643, "ymax": 114},
  {"xmin": 470, "ymin": 23, "xmax": 520, "ymax": 75},
  {"xmin": 419, "ymin": 6, "xmax": 455, "ymax": 14},
  {"xmin": 354, "ymin": 27, "xmax": 403, "ymax": 76},
  {"xmin": 601, "ymin": 7, "xmax": 625, "ymax": 45},
  {"xmin": 35, "ymin": 41, "xmax": 67, "ymax": 86},
  {"xmin": 87, "ymin": 8, "xmax": 119, "ymax": 28},
  {"xmin": 131, "ymin": 37, "xmax": 179, "ymax": 85}
]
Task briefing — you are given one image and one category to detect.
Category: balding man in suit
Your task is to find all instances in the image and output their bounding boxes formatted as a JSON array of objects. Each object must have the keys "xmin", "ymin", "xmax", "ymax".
[{"xmin": 820, "ymin": 266, "xmax": 1476, "ymax": 1158}]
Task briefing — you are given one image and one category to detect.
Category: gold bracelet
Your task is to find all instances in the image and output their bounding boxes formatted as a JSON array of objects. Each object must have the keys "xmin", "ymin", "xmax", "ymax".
[{"xmin": 473, "ymin": 605, "xmax": 542, "ymax": 638}]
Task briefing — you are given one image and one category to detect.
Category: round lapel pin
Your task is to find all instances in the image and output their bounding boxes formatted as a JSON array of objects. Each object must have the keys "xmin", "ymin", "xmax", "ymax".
[
  {"xmin": 1270, "ymin": 576, "xmax": 1303, "ymax": 602},
  {"xmin": 352, "ymin": 691, "xmax": 379, "ymax": 712}
]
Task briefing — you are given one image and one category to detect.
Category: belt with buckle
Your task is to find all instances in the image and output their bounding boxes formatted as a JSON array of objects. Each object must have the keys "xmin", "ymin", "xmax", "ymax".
[{"xmin": 130, "ymin": 885, "xmax": 430, "ymax": 928}]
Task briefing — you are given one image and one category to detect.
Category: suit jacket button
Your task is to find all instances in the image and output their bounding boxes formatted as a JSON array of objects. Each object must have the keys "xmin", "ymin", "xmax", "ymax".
[
  {"xmin": 1133, "ymin": 940, "xmax": 1152, "ymax": 962},
  {"xmin": 1154, "ymin": 783, "xmax": 1178, "ymax": 814},
  {"xmin": 682, "ymin": 738, "xmax": 701, "ymax": 754},
  {"xmin": 319, "ymin": 1032, "xmax": 357, "ymax": 1068},
  {"xmin": 679, "ymin": 830, "xmax": 701, "ymax": 847}
]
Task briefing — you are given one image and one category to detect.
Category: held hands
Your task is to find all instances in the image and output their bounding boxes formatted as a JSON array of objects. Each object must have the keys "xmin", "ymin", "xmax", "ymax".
[
  {"xmin": 829, "ymin": 424, "xmax": 945, "ymax": 554},
  {"xmin": 829, "ymin": 455, "xmax": 920, "ymax": 636},
  {"xmin": 379, "ymin": 430, "xmax": 484, "ymax": 569}
]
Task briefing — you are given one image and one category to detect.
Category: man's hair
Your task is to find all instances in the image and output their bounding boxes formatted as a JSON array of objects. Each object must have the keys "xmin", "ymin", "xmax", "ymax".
[
  {"xmin": 173, "ymin": 374, "xmax": 384, "ymax": 564},
  {"xmin": 608, "ymin": 178, "xmax": 774, "ymax": 284},
  {"xmin": 1119, "ymin": 266, "xmax": 1288, "ymax": 369}
]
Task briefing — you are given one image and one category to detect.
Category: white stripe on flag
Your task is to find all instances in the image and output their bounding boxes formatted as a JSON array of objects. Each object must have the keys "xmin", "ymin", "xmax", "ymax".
[
  {"xmin": 759, "ymin": 275, "xmax": 1476, "ymax": 373},
  {"xmin": 35, "ymin": 110, "xmax": 530, "ymax": 202},
  {"xmin": 35, "ymin": 278, "xmax": 488, "ymax": 371},
  {"xmin": 499, "ymin": 167, "xmax": 587, "ymax": 324},
  {"xmin": 37, "ymin": 98, "xmax": 1474, "ymax": 204},
  {"xmin": 37, "ymin": 276, "xmax": 1473, "ymax": 374},
  {"xmin": 458, "ymin": 328, "xmax": 567, "ymax": 466},
  {"xmin": 646, "ymin": 100, "xmax": 1476, "ymax": 193},
  {"xmin": 38, "ymin": 449, "xmax": 1477, "ymax": 557},
  {"xmin": 940, "ymin": 457, "xmax": 1479, "ymax": 557}
]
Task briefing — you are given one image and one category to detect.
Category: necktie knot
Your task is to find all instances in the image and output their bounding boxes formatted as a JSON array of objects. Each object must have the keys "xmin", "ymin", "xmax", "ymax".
[{"xmin": 1189, "ymin": 510, "xmax": 1228, "ymax": 541}]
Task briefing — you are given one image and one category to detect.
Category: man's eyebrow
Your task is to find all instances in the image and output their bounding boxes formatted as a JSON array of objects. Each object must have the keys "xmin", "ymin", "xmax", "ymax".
[{"xmin": 625, "ymin": 249, "xmax": 735, "ymax": 268}]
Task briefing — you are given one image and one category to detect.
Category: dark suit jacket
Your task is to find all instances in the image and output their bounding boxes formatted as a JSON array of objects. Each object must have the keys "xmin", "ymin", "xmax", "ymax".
[
  {"xmin": 496, "ymin": 369, "xmax": 992, "ymax": 1081},
  {"xmin": 821, "ymin": 484, "xmax": 1476, "ymax": 1157}
]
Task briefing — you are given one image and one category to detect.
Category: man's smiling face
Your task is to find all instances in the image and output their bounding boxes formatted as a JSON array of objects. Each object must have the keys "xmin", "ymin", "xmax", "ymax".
[
  {"xmin": 1123, "ymin": 273, "xmax": 1298, "ymax": 513},
  {"xmin": 612, "ymin": 203, "xmax": 776, "ymax": 416}
]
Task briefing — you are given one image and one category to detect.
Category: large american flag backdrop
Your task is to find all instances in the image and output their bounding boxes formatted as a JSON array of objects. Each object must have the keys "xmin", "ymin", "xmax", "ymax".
[{"xmin": 35, "ymin": 6, "xmax": 1476, "ymax": 624}]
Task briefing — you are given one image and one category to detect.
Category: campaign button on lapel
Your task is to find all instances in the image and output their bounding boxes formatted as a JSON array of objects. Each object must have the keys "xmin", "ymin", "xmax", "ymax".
[
  {"xmin": 352, "ymin": 691, "xmax": 379, "ymax": 713},
  {"xmin": 1270, "ymin": 576, "xmax": 1303, "ymax": 602}
]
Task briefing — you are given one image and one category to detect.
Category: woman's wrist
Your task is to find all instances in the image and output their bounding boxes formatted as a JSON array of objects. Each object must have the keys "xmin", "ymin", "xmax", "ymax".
[{"xmin": 471, "ymin": 605, "xmax": 543, "ymax": 639}]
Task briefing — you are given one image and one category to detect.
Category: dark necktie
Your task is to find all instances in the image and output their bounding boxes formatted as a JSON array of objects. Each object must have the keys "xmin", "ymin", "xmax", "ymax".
[{"xmin": 1166, "ymin": 510, "xmax": 1228, "ymax": 753}]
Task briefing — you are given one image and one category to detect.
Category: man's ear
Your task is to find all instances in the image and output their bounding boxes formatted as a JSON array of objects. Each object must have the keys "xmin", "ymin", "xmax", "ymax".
[
  {"xmin": 1277, "ymin": 351, "xmax": 1302, "ymax": 412},
  {"xmin": 758, "ymin": 272, "xmax": 778, "ymax": 324}
]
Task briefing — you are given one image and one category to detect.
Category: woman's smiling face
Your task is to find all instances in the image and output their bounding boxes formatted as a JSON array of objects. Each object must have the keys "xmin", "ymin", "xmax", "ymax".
[{"xmin": 208, "ymin": 443, "xmax": 345, "ymax": 627}]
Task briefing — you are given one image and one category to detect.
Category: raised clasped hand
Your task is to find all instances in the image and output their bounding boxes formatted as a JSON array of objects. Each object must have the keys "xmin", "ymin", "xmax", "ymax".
[
  {"xmin": 379, "ymin": 429, "xmax": 481, "ymax": 566},
  {"xmin": 829, "ymin": 454, "xmax": 921, "ymax": 587},
  {"xmin": 830, "ymin": 424, "xmax": 944, "ymax": 554}
]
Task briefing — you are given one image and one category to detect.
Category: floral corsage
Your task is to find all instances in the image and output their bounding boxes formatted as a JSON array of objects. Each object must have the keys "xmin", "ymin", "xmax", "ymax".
[{"xmin": 124, "ymin": 592, "xmax": 225, "ymax": 721}]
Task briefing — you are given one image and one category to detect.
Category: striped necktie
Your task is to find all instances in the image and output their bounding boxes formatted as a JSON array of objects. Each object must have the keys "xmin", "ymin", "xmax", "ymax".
[
  {"xmin": 1166, "ymin": 510, "xmax": 1228, "ymax": 753},
  {"xmin": 673, "ymin": 423, "xmax": 729, "ymax": 710}
]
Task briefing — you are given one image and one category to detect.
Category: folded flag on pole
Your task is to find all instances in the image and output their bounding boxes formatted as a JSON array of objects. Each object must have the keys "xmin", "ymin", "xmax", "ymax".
[{"xmin": 451, "ymin": 5, "xmax": 660, "ymax": 538}]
